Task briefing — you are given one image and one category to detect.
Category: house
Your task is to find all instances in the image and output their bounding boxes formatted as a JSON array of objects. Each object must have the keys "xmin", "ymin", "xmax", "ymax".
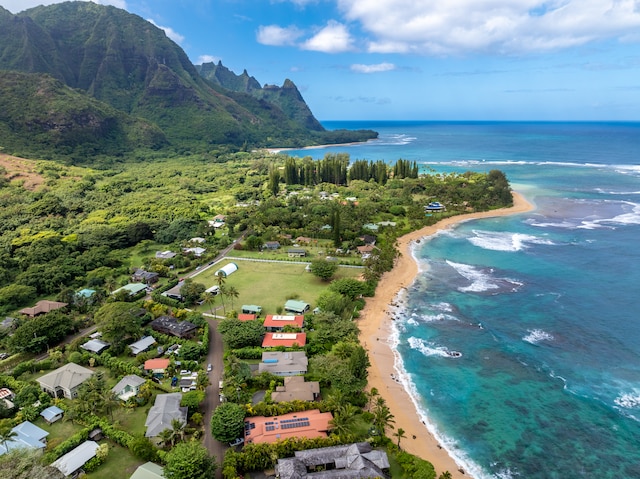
[
  {"xmin": 259, "ymin": 351, "xmax": 308, "ymax": 376},
  {"xmin": 287, "ymin": 248, "xmax": 307, "ymax": 258},
  {"xmin": 112, "ymin": 374, "xmax": 146, "ymax": 401},
  {"xmin": 37, "ymin": 363, "xmax": 94, "ymax": 399},
  {"xmin": 272, "ymin": 376, "xmax": 320, "ymax": 403},
  {"xmin": 132, "ymin": 269, "xmax": 160, "ymax": 284},
  {"xmin": 0, "ymin": 421, "xmax": 49, "ymax": 456},
  {"xmin": 263, "ymin": 314, "xmax": 304, "ymax": 332},
  {"xmin": 19, "ymin": 300, "xmax": 67, "ymax": 317},
  {"xmin": 183, "ymin": 247, "xmax": 206, "ymax": 257},
  {"xmin": 244, "ymin": 409, "xmax": 333, "ymax": 445},
  {"xmin": 363, "ymin": 223, "xmax": 379, "ymax": 231},
  {"xmin": 130, "ymin": 462, "xmax": 165, "ymax": 479},
  {"xmin": 39, "ymin": 405, "xmax": 64, "ymax": 424},
  {"xmin": 76, "ymin": 288, "xmax": 96, "ymax": 300},
  {"xmin": 179, "ymin": 377, "xmax": 197, "ymax": 392},
  {"xmin": 377, "ymin": 221, "xmax": 396, "ymax": 227},
  {"xmin": 296, "ymin": 236, "xmax": 312, "ymax": 244},
  {"xmin": 144, "ymin": 358, "xmax": 170, "ymax": 377},
  {"xmin": 189, "ymin": 237, "xmax": 206, "ymax": 244},
  {"xmin": 52, "ymin": 440, "xmax": 100, "ymax": 477},
  {"xmin": 161, "ymin": 281, "xmax": 185, "ymax": 301},
  {"xmin": 359, "ymin": 234, "xmax": 376, "ymax": 245},
  {"xmin": 150, "ymin": 316, "xmax": 198, "ymax": 339},
  {"xmin": 237, "ymin": 313, "xmax": 257, "ymax": 321},
  {"xmin": 262, "ymin": 332, "xmax": 307, "ymax": 348},
  {"xmin": 112, "ymin": 283, "xmax": 147, "ymax": 297},
  {"xmin": 357, "ymin": 245, "xmax": 377, "ymax": 256},
  {"xmin": 284, "ymin": 300, "xmax": 310, "ymax": 314},
  {"xmin": 155, "ymin": 250, "xmax": 177, "ymax": 259},
  {"xmin": 208, "ymin": 214, "xmax": 226, "ymax": 228},
  {"xmin": 276, "ymin": 442, "xmax": 390, "ymax": 479},
  {"xmin": 145, "ymin": 393, "xmax": 187, "ymax": 438},
  {"xmin": 262, "ymin": 241, "xmax": 281, "ymax": 250},
  {"xmin": 241, "ymin": 304, "xmax": 262, "ymax": 315},
  {"xmin": 215, "ymin": 262, "xmax": 238, "ymax": 277},
  {"xmin": 425, "ymin": 201, "xmax": 446, "ymax": 212},
  {"xmin": 129, "ymin": 336, "xmax": 157, "ymax": 356},
  {"xmin": 80, "ymin": 338, "xmax": 110, "ymax": 354}
]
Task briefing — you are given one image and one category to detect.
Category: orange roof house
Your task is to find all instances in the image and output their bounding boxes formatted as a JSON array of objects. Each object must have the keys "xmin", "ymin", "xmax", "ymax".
[
  {"xmin": 244, "ymin": 409, "xmax": 333, "ymax": 444},
  {"xmin": 144, "ymin": 358, "xmax": 170, "ymax": 372},
  {"xmin": 263, "ymin": 315, "xmax": 304, "ymax": 331},
  {"xmin": 262, "ymin": 332, "xmax": 306, "ymax": 348},
  {"xmin": 237, "ymin": 314, "xmax": 257, "ymax": 321}
]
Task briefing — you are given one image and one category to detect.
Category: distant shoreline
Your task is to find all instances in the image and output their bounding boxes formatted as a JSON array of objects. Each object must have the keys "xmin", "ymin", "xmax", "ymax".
[
  {"xmin": 265, "ymin": 139, "xmax": 375, "ymax": 154},
  {"xmin": 358, "ymin": 192, "xmax": 534, "ymax": 479}
]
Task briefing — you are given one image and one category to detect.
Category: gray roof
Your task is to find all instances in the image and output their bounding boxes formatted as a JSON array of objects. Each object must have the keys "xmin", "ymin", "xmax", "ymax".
[
  {"xmin": 276, "ymin": 443, "xmax": 389, "ymax": 479},
  {"xmin": 129, "ymin": 336, "xmax": 156, "ymax": 355},
  {"xmin": 259, "ymin": 351, "xmax": 308, "ymax": 375},
  {"xmin": 112, "ymin": 375, "xmax": 146, "ymax": 395},
  {"xmin": 145, "ymin": 393, "xmax": 187, "ymax": 437},
  {"xmin": 80, "ymin": 339, "xmax": 110, "ymax": 354},
  {"xmin": 52, "ymin": 440, "xmax": 99, "ymax": 476},
  {"xmin": 37, "ymin": 363, "xmax": 94, "ymax": 392}
]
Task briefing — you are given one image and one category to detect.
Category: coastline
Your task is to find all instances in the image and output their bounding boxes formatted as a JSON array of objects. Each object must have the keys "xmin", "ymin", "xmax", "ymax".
[
  {"xmin": 358, "ymin": 192, "xmax": 534, "ymax": 479},
  {"xmin": 265, "ymin": 139, "xmax": 375, "ymax": 154}
]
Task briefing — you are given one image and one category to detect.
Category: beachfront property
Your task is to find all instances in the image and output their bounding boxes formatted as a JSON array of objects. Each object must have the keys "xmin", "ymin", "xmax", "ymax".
[
  {"xmin": 112, "ymin": 374, "xmax": 146, "ymax": 401},
  {"xmin": 276, "ymin": 442, "xmax": 390, "ymax": 479},
  {"xmin": 284, "ymin": 299, "xmax": 310, "ymax": 314},
  {"xmin": 258, "ymin": 351, "xmax": 308, "ymax": 376},
  {"xmin": 37, "ymin": 363, "xmax": 94, "ymax": 399},
  {"xmin": 263, "ymin": 314, "xmax": 304, "ymax": 332},
  {"xmin": 262, "ymin": 332, "xmax": 307, "ymax": 348},
  {"xmin": 52, "ymin": 440, "xmax": 99, "ymax": 477},
  {"xmin": 19, "ymin": 300, "xmax": 68, "ymax": 317},
  {"xmin": 145, "ymin": 393, "xmax": 187, "ymax": 439},
  {"xmin": 271, "ymin": 376, "xmax": 320, "ymax": 403},
  {"xmin": 150, "ymin": 315, "xmax": 198, "ymax": 339},
  {"xmin": 424, "ymin": 201, "xmax": 446, "ymax": 212},
  {"xmin": 244, "ymin": 409, "xmax": 333, "ymax": 445},
  {"xmin": 129, "ymin": 336, "xmax": 157, "ymax": 356},
  {"xmin": 0, "ymin": 421, "xmax": 49, "ymax": 456}
]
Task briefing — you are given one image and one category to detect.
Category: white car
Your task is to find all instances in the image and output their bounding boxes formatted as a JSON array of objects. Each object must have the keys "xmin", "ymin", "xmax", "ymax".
[{"xmin": 207, "ymin": 363, "xmax": 212, "ymax": 372}]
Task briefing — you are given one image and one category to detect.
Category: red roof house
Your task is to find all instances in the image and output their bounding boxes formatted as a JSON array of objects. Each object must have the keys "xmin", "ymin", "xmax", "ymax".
[
  {"xmin": 262, "ymin": 332, "xmax": 306, "ymax": 348},
  {"xmin": 263, "ymin": 315, "xmax": 304, "ymax": 331},
  {"xmin": 144, "ymin": 358, "xmax": 170, "ymax": 372},
  {"xmin": 244, "ymin": 409, "xmax": 333, "ymax": 444},
  {"xmin": 237, "ymin": 314, "xmax": 257, "ymax": 321}
]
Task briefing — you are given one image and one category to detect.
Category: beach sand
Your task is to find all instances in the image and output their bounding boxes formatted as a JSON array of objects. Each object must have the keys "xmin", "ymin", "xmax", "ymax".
[{"xmin": 359, "ymin": 192, "xmax": 534, "ymax": 479}]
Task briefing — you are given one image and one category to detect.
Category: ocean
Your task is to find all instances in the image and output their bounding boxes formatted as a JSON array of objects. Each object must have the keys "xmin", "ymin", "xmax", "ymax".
[{"xmin": 285, "ymin": 121, "xmax": 640, "ymax": 479}]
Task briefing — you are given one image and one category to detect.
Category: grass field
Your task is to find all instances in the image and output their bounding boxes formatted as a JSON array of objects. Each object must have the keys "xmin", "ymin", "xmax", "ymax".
[
  {"xmin": 86, "ymin": 442, "xmax": 144, "ymax": 479},
  {"xmin": 192, "ymin": 259, "xmax": 363, "ymax": 316}
]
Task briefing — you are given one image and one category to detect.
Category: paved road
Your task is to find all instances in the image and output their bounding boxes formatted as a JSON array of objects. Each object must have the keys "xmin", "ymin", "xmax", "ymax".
[{"xmin": 202, "ymin": 316, "xmax": 227, "ymax": 477}]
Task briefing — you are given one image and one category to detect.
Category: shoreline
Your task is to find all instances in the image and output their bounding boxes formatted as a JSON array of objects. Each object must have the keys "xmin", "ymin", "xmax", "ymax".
[
  {"xmin": 358, "ymin": 192, "xmax": 534, "ymax": 479},
  {"xmin": 264, "ymin": 139, "xmax": 375, "ymax": 154}
]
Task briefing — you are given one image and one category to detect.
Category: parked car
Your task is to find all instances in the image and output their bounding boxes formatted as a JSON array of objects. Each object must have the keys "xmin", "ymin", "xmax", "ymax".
[
  {"xmin": 207, "ymin": 363, "xmax": 212, "ymax": 372},
  {"xmin": 229, "ymin": 438, "xmax": 244, "ymax": 447},
  {"xmin": 180, "ymin": 370, "xmax": 192, "ymax": 376}
]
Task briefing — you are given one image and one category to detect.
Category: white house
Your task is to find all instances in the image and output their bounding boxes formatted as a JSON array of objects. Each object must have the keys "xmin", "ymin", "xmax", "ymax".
[{"xmin": 37, "ymin": 363, "xmax": 94, "ymax": 399}]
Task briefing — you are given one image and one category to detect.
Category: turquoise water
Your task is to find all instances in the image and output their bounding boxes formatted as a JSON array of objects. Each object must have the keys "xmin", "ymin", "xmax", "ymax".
[{"xmin": 287, "ymin": 122, "xmax": 640, "ymax": 478}]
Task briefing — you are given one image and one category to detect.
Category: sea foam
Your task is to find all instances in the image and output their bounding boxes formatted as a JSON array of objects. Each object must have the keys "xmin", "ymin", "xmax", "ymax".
[
  {"xmin": 446, "ymin": 260, "xmax": 522, "ymax": 293},
  {"xmin": 523, "ymin": 329, "xmax": 554, "ymax": 344},
  {"xmin": 468, "ymin": 229, "xmax": 554, "ymax": 252}
]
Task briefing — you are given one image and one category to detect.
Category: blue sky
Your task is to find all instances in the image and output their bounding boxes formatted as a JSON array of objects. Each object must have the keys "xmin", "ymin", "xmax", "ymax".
[{"xmin": 2, "ymin": 0, "xmax": 640, "ymax": 121}]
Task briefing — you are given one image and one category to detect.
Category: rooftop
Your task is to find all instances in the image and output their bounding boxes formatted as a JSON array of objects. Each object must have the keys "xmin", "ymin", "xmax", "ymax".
[
  {"xmin": 262, "ymin": 332, "xmax": 307, "ymax": 348},
  {"xmin": 244, "ymin": 409, "xmax": 333, "ymax": 445},
  {"xmin": 263, "ymin": 315, "xmax": 304, "ymax": 329}
]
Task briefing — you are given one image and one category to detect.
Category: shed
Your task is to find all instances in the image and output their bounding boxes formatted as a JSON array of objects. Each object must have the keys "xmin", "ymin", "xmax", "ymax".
[
  {"xmin": 131, "ymin": 462, "xmax": 165, "ymax": 479},
  {"xmin": 129, "ymin": 336, "xmax": 157, "ymax": 355},
  {"xmin": 80, "ymin": 339, "xmax": 110, "ymax": 354},
  {"xmin": 40, "ymin": 405, "xmax": 64, "ymax": 424},
  {"xmin": 242, "ymin": 305, "xmax": 262, "ymax": 315},
  {"xmin": 215, "ymin": 262, "xmax": 238, "ymax": 277}
]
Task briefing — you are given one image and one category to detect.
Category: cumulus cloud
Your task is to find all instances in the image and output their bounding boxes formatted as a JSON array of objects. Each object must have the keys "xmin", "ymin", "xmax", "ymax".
[
  {"xmin": 336, "ymin": 0, "xmax": 640, "ymax": 55},
  {"xmin": 257, "ymin": 25, "xmax": 303, "ymax": 46},
  {"xmin": 197, "ymin": 55, "xmax": 221, "ymax": 65},
  {"xmin": 350, "ymin": 62, "xmax": 396, "ymax": 73},
  {"xmin": 0, "ymin": 0, "xmax": 126, "ymax": 13},
  {"xmin": 301, "ymin": 20, "xmax": 355, "ymax": 53},
  {"xmin": 147, "ymin": 19, "xmax": 185, "ymax": 45}
]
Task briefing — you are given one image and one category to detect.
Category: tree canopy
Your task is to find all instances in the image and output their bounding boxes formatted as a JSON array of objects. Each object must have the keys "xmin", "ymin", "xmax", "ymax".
[
  {"xmin": 164, "ymin": 440, "xmax": 217, "ymax": 479},
  {"xmin": 210, "ymin": 402, "xmax": 246, "ymax": 443}
]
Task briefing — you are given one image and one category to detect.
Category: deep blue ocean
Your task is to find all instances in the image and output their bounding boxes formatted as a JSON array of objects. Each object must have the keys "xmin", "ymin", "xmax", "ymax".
[{"xmin": 286, "ymin": 121, "xmax": 640, "ymax": 479}]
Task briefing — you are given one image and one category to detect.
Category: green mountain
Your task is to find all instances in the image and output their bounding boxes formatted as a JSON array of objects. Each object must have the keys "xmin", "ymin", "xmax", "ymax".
[{"xmin": 0, "ymin": 2, "xmax": 377, "ymax": 159}]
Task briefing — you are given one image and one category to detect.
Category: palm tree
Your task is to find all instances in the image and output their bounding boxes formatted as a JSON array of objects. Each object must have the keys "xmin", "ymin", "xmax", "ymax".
[
  {"xmin": 0, "ymin": 427, "xmax": 17, "ymax": 452},
  {"xmin": 439, "ymin": 472, "xmax": 453, "ymax": 479},
  {"xmin": 216, "ymin": 274, "xmax": 227, "ymax": 313},
  {"xmin": 104, "ymin": 277, "xmax": 117, "ymax": 294},
  {"xmin": 373, "ymin": 397, "xmax": 395, "ymax": 434},
  {"xmin": 158, "ymin": 428, "xmax": 174, "ymax": 448},
  {"xmin": 393, "ymin": 427, "xmax": 406, "ymax": 448},
  {"xmin": 171, "ymin": 418, "xmax": 186, "ymax": 445},
  {"xmin": 225, "ymin": 285, "xmax": 239, "ymax": 311},
  {"xmin": 329, "ymin": 404, "xmax": 359, "ymax": 439},
  {"xmin": 203, "ymin": 292, "xmax": 217, "ymax": 316}
]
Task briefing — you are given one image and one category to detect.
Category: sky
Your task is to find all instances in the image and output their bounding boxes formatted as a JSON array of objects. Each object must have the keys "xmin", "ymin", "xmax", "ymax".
[{"xmin": 2, "ymin": 0, "xmax": 640, "ymax": 121}]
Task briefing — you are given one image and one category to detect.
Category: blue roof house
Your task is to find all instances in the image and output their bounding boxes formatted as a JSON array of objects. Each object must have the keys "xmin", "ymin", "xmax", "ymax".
[
  {"xmin": 0, "ymin": 421, "xmax": 49, "ymax": 456},
  {"xmin": 40, "ymin": 405, "xmax": 64, "ymax": 424}
]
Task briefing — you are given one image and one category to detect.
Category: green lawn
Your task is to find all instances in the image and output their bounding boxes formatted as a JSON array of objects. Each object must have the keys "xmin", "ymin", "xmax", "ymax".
[
  {"xmin": 112, "ymin": 403, "xmax": 150, "ymax": 437},
  {"xmin": 86, "ymin": 442, "xmax": 144, "ymax": 479},
  {"xmin": 192, "ymin": 260, "xmax": 363, "ymax": 315},
  {"xmin": 34, "ymin": 416, "xmax": 84, "ymax": 452}
]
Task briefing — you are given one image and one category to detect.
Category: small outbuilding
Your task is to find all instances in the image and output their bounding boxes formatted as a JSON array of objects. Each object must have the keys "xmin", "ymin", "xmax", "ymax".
[
  {"xmin": 52, "ymin": 440, "xmax": 99, "ymax": 477},
  {"xmin": 40, "ymin": 405, "xmax": 64, "ymax": 424},
  {"xmin": 80, "ymin": 339, "xmax": 110, "ymax": 354},
  {"xmin": 284, "ymin": 299, "xmax": 310, "ymax": 314},
  {"xmin": 241, "ymin": 305, "xmax": 262, "ymax": 315},
  {"xmin": 129, "ymin": 336, "xmax": 157, "ymax": 356},
  {"xmin": 215, "ymin": 262, "xmax": 238, "ymax": 277}
]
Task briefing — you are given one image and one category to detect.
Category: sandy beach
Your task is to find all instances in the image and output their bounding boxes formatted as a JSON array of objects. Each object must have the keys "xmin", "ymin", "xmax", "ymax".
[{"xmin": 358, "ymin": 192, "xmax": 534, "ymax": 479}]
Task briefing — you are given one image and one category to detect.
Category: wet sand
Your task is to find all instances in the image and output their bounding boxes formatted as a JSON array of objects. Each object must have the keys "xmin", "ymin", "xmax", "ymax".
[{"xmin": 359, "ymin": 192, "xmax": 534, "ymax": 478}]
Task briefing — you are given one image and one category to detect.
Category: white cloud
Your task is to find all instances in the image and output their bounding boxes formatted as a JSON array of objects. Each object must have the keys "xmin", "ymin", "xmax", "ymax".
[
  {"xmin": 351, "ymin": 62, "xmax": 396, "ymax": 73},
  {"xmin": 256, "ymin": 25, "xmax": 303, "ymax": 46},
  {"xmin": 337, "ymin": 0, "xmax": 640, "ymax": 55},
  {"xmin": 197, "ymin": 55, "xmax": 221, "ymax": 65},
  {"xmin": 0, "ymin": 0, "xmax": 125, "ymax": 13},
  {"xmin": 147, "ymin": 19, "xmax": 185, "ymax": 45},
  {"xmin": 301, "ymin": 20, "xmax": 355, "ymax": 53}
]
